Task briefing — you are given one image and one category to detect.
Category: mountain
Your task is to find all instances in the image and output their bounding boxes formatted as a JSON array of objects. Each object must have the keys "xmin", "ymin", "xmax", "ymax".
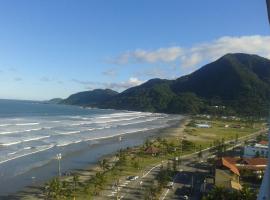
[
  {"xmin": 44, "ymin": 98, "xmax": 63, "ymax": 104},
  {"xmin": 170, "ymin": 53, "xmax": 270, "ymax": 116},
  {"xmin": 62, "ymin": 89, "xmax": 118, "ymax": 107},
  {"xmin": 63, "ymin": 53, "xmax": 270, "ymax": 116}
]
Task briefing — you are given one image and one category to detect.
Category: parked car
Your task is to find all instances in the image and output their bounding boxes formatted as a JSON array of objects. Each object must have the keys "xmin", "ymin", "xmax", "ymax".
[
  {"xmin": 179, "ymin": 195, "xmax": 189, "ymax": 200},
  {"xmin": 166, "ymin": 181, "xmax": 174, "ymax": 188},
  {"xmin": 127, "ymin": 175, "xmax": 139, "ymax": 181}
]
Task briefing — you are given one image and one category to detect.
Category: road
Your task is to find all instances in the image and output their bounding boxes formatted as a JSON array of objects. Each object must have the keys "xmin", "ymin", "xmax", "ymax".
[{"xmin": 95, "ymin": 129, "xmax": 266, "ymax": 200}]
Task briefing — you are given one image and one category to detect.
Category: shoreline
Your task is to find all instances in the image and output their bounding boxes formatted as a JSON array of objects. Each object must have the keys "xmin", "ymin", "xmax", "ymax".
[{"xmin": 4, "ymin": 116, "xmax": 188, "ymax": 199}]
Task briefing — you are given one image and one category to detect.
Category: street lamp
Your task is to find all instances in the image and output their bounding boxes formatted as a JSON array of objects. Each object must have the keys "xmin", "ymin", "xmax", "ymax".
[{"xmin": 56, "ymin": 153, "xmax": 62, "ymax": 177}]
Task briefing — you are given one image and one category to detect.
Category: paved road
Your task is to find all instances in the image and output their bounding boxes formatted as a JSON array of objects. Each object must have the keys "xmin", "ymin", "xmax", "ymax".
[{"xmin": 95, "ymin": 129, "xmax": 266, "ymax": 200}]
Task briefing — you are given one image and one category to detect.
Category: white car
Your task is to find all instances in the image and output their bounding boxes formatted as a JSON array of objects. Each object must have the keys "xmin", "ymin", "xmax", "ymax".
[
  {"xmin": 180, "ymin": 195, "xmax": 189, "ymax": 200},
  {"xmin": 127, "ymin": 175, "xmax": 139, "ymax": 181},
  {"xmin": 167, "ymin": 181, "xmax": 174, "ymax": 188},
  {"xmin": 131, "ymin": 175, "xmax": 139, "ymax": 180}
]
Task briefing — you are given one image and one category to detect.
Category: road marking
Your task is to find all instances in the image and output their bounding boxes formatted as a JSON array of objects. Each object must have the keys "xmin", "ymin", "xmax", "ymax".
[
  {"xmin": 160, "ymin": 189, "xmax": 170, "ymax": 200},
  {"xmin": 142, "ymin": 163, "xmax": 162, "ymax": 178}
]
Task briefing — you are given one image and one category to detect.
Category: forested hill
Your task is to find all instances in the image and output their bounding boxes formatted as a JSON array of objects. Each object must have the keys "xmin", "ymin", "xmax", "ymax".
[
  {"xmin": 62, "ymin": 53, "xmax": 270, "ymax": 117},
  {"xmin": 62, "ymin": 89, "xmax": 118, "ymax": 106}
]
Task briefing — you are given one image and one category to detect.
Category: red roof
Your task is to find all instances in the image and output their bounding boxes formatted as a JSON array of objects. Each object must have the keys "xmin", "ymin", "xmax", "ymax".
[
  {"xmin": 221, "ymin": 157, "xmax": 240, "ymax": 176},
  {"xmin": 145, "ymin": 146, "xmax": 160, "ymax": 154},
  {"xmin": 220, "ymin": 157, "xmax": 268, "ymax": 173},
  {"xmin": 259, "ymin": 140, "xmax": 268, "ymax": 145},
  {"xmin": 223, "ymin": 157, "xmax": 267, "ymax": 166}
]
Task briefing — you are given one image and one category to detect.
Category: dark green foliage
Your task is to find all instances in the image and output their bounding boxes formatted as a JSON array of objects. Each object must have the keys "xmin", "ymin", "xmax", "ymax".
[
  {"xmin": 62, "ymin": 89, "xmax": 118, "ymax": 106},
  {"xmin": 203, "ymin": 186, "xmax": 257, "ymax": 200},
  {"xmin": 63, "ymin": 53, "xmax": 270, "ymax": 117}
]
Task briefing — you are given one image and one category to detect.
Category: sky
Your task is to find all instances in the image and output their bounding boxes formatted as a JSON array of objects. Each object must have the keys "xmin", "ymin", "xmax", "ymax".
[{"xmin": 0, "ymin": 0, "xmax": 269, "ymax": 100}]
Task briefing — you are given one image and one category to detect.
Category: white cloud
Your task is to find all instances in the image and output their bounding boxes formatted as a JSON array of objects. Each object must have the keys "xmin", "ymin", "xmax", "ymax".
[
  {"xmin": 112, "ymin": 46, "xmax": 183, "ymax": 64},
  {"xmin": 111, "ymin": 35, "xmax": 270, "ymax": 68},
  {"xmin": 73, "ymin": 77, "xmax": 144, "ymax": 91}
]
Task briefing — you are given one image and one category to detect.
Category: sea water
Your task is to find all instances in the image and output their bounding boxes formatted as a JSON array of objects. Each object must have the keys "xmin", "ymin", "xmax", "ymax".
[{"xmin": 0, "ymin": 99, "xmax": 182, "ymax": 195}]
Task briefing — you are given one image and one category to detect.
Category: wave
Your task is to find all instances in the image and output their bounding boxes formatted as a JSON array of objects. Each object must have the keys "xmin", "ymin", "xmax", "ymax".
[
  {"xmin": 15, "ymin": 123, "xmax": 40, "ymax": 126},
  {"xmin": 8, "ymin": 151, "xmax": 18, "ymax": 155},
  {"xmin": 0, "ymin": 141, "xmax": 21, "ymax": 146},
  {"xmin": 0, "ymin": 135, "xmax": 51, "ymax": 147},
  {"xmin": 93, "ymin": 116, "xmax": 145, "ymax": 124},
  {"xmin": 56, "ymin": 131, "xmax": 81, "ymax": 135},
  {"xmin": 84, "ymin": 127, "xmax": 155, "ymax": 142},
  {"xmin": 0, "ymin": 124, "xmax": 12, "ymax": 127},
  {"xmin": 0, "ymin": 127, "xmax": 51, "ymax": 135},
  {"xmin": 0, "ymin": 144, "xmax": 54, "ymax": 165},
  {"xmin": 118, "ymin": 117, "xmax": 164, "ymax": 126},
  {"xmin": 0, "ymin": 130, "xmax": 20, "ymax": 135},
  {"xmin": 22, "ymin": 135, "xmax": 50, "ymax": 142},
  {"xmin": 56, "ymin": 139, "xmax": 82, "ymax": 147}
]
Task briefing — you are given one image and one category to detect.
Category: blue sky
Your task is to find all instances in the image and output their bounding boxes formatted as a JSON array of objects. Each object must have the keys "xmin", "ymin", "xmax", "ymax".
[{"xmin": 0, "ymin": 0, "xmax": 269, "ymax": 100}]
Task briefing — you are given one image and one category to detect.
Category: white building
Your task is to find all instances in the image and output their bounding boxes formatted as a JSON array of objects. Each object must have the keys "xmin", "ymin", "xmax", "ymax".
[
  {"xmin": 244, "ymin": 143, "xmax": 268, "ymax": 158},
  {"xmin": 195, "ymin": 123, "xmax": 211, "ymax": 128}
]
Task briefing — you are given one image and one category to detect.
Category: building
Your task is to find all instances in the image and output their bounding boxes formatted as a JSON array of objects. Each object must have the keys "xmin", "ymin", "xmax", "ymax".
[
  {"xmin": 215, "ymin": 157, "xmax": 268, "ymax": 191},
  {"xmin": 244, "ymin": 143, "xmax": 268, "ymax": 158},
  {"xmin": 144, "ymin": 146, "xmax": 160, "ymax": 156},
  {"xmin": 223, "ymin": 157, "xmax": 267, "ymax": 176},
  {"xmin": 195, "ymin": 123, "xmax": 211, "ymax": 128},
  {"xmin": 215, "ymin": 157, "xmax": 242, "ymax": 191}
]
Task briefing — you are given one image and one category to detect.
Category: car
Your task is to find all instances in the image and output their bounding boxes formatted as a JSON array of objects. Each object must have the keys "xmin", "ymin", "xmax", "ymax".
[
  {"xmin": 131, "ymin": 176, "xmax": 139, "ymax": 180},
  {"xmin": 166, "ymin": 181, "xmax": 174, "ymax": 188},
  {"xmin": 127, "ymin": 175, "xmax": 139, "ymax": 181},
  {"xmin": 179, "ymin": 195, "xmax": 189, "ymax": 200}
]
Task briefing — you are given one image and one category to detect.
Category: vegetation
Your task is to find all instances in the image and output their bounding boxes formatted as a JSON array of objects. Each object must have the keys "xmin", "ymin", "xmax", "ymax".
[
  {"xmin": 62, "ymin": 89, "xmax": 118, "ymax": 106},
  {"xmin": 63, "ymin": 53, "xmax": 270, "ymax": 117},
  {"xmin": 202, "ymin": 186, "xmax": 257, "ymax": 200}
]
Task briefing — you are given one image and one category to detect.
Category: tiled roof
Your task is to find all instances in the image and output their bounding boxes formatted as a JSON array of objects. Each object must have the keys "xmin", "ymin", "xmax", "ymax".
[
  {"xmin": 259, "ymin": 140, "xmax": 268, "ymax": 145},
  {"xmin": 223, "ymin": 157, "xmax": 267, "ymax": 166},
  {"xmin": 145, "ymin": 146, "xmax": 160, "ymax": 154},
  {"xmin": 220, "ymin": 157, "xmax": 268, "ymax": 173},
  {"xmin": 221, "ymin": 157, "xmax": 240, "ymax": 176}
]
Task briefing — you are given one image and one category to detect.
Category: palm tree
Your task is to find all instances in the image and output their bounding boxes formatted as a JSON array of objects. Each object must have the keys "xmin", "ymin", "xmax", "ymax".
[
  {"xmin": 202, "ymin": 186, "xmax": 230, "ymax": 200},
  {"xmin": 46, "ymin": 178, "xmax": 62, "ymax": 199},
  {"xmin": 72, "ymin": 173, "xmax": 79, "ymax": 199},
  {"xmin": 99, "ymin": 159, "xmax": 110, "ymax": 171},
  {"xmin": 240, "ymin": 186, "xmax": 257, "ymax": 200}
]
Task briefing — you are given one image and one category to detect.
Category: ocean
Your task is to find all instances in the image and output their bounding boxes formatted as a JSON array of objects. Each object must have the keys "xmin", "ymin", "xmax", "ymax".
[{"xmin": 0, "ymin": 99, "xmax": 182, "ymax": 195}]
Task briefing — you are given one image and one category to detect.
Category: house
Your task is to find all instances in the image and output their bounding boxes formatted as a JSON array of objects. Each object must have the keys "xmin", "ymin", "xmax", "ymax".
[
  {"xmin": 244, "ymin": 143, "xmax": 268, "ymax": 158},
  {"xmin": 144, "ymin": 146, "xmax": 160, "ymax": 156},
  {"xmin": 215, "ymin": 157, "xmax": 242, "ymax": 191},
  {"xmin": 196, "ymin": 123, "xmax": 211, "ymax": 128},
  {"xmin": 215, "ymin": 157, "xmax": 268, "ymax": 187},
  {"xmin": 259, "ymin": 140, "xmax": 268, "ymax": 146},
  {"xmin": 223, "ymin": 157, "xmax": 267, "ymax": 174}
]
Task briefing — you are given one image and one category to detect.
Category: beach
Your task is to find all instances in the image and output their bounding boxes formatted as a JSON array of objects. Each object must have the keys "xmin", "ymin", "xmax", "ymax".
[{"xmin": 0, "ymin": 100, "xmax": 185, "ymax": 199}]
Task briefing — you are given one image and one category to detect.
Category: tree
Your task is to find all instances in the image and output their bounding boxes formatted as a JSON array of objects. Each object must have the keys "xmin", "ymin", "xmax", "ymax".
[
  {"xmin": 99, "ymin": 159, "xmax": 110, "ymax": 171},
  {"xmin": 203, "ymin": 186, "xmax": 257, "ymax": 200},
  {"xmin": 72, "ymin": 173, "xmax": 79, "ymax": 199}
]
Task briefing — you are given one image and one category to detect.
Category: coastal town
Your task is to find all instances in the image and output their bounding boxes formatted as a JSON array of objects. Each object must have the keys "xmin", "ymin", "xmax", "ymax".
[
  {"xmin": 14, "ymin": 115, "xmax": 268, "ymax": 200},
  {"xmin": 0, "ymin": 1, "xmax": 269, "ymax": 200}
]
